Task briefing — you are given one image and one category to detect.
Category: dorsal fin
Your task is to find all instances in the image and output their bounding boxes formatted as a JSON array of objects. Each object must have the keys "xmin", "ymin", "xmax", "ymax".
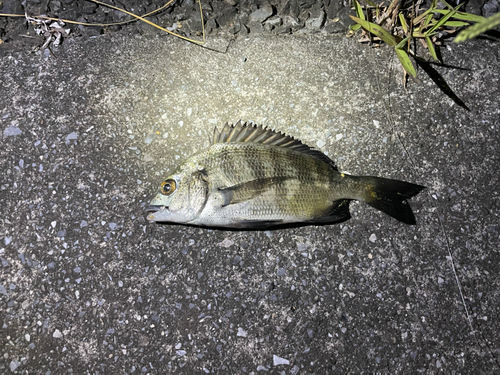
[{"xmin": 211, "ymin": 121, "xmax": 337, "ymax": 170}]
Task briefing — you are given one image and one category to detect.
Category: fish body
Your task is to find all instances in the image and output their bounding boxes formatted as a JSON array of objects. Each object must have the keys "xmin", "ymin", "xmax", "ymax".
[{"xmin": 146, "ymin": 121, "xmax": 425, "ymax": 228}]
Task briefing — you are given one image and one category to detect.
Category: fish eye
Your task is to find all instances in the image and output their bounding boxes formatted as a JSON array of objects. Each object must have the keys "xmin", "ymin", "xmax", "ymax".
[{"xmin": 160, "ymin": 179, "xmax": 176, "ymax": 195}]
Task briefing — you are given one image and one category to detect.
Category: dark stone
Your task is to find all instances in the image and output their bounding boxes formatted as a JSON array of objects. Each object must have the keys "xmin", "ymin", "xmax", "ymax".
[
  {"xmin": 324, "ymin": 0, "xmax": 344, "ymax": 19},
  {"xmin": 216, "ymin": 6, "xmax": 238, "ymax": 27},
  {"xmin": 228, "ymin": 20, "xmax": 241, "ymax": 34},
  {"xmin": 205, "ymin": 17, "xmax": 218, "ymax": 34},
  {"xmin": 298, "ymin": 9, "xmax": 310, "ymax": 23},
  {"xmin": 49, "ymin": 0, "xmax": 62, "ymax": 13},
  {"xmin": 1, "ymin": 0, "xmax": 26, "ymax": 14},
  {"xmin": 81, "ymin": 1, "xmax": 97, "ymax": 15},
  {"xmin": 275, "ymin": 25, "xmax": 291, "ymax": 34}
]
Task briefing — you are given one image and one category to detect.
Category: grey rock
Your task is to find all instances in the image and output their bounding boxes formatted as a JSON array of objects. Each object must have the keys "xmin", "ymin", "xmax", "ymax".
[
  {"xmin": 325, "ymin": 0, "xmax": 344, "ymax": 19},
  {"xmin": 81, "ymin": 1, "xmax": 97, "ymax": 14},
  {"xmin": 228, "ymin": 20, "xmax": 241, "ymax": 34},
  {"xmin": 216, "ymin": 6, "xmax": 238, "ymax": 27},
  {"xmin": 275, "ymin": 25, "xmax": 291, "ymax": 34},
  {"xmin": 265, "ymin": 16, "xmax": 283, "ymax": 28},
  {"xmin": 250, "ymin": 3, "xmax": 273, "ymax": 23},
  {"xmin": 282, "ymin": 15, "xmax": 304, "ymax": 32},
  {"xmin": 483, "ymin": 0, "xmax": 499, "ymax": 17},
  {"xmin": 306, "ymin": 10, "xmax": 326, "ymax": 29}
]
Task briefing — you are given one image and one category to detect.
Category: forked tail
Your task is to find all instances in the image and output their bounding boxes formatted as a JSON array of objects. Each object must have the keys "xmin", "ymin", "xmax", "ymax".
[{"xmin": 358, "ymin": 176, "xmax": 425, "ymax": 224}]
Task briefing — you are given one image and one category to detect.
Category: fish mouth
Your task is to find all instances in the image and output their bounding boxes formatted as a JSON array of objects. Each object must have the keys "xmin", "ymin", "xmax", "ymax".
[
  {"xmin": 145, "ymin": 205, "xmax": 167, "ymax": 221},
  {"xmin": 145, "ymin": 205, "xmax": 164, "ymax": 214}
]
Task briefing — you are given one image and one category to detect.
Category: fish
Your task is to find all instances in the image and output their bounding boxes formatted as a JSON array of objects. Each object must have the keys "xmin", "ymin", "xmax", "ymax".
[{"xmin": 146, "ymin": 121, "xmax": 425, "ymax": 228}]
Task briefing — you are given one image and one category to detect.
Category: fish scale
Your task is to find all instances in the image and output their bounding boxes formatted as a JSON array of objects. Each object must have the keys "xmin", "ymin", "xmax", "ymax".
[{"xmin": 146, "ymin": 121, "xmax": 425, "ymax": 228}]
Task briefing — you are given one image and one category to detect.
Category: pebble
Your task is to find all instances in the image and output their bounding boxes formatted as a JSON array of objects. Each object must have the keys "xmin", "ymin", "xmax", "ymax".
[
  {"xmin": 4, "ymin": 126, "xmax": 22, "ymax": 136},
  {"xmin": 219, "ymin": 238, "xmax": 234, "ymax": 248},
  {"xmin": 65, "ymin": 132, "xmax": 78, "ymax": 141},
  {"xmin": 273, "ymin": 355, "xmax": 290, "ymax": 365},
  {"xmin": 10, "ymin": 360, "xmax": 20, "ymax": 372},
  {"xmin": 53, "ymin": 329, "xmax": 63, "ymax": 338},
  {"xmin": 369, "ymin": 233, "xmax": 377, "ymax": 242},
  {"xmin": 316, "ymin": 139, "xmax": 325, "ymax": 148},
  {"xmin": 144, "ymin": 133, "xmax": 157, "ymax": 144},
  {"xmin": 237, "ymin": 327, "xmax": 247, "ymax": 337}
]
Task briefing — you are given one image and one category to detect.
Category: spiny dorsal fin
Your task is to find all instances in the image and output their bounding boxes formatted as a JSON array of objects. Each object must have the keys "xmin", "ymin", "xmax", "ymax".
[{"xmin": 211, "ymin": 121, "xmax": 337, "ymax": 170}]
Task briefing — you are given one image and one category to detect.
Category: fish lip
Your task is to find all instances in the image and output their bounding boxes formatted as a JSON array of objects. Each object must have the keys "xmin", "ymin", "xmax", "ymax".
[{"xmin": 145, "ymin": 205, "xmax": 166, "ymax": 214}]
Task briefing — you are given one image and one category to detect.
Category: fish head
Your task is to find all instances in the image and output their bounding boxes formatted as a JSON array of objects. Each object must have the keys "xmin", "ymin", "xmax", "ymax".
[{"xmin": 146, "ymin": 167, "xmax": 209, "ymax": 224}]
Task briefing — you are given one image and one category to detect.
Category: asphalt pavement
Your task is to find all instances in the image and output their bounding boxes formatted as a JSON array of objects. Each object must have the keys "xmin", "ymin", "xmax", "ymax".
[{"xmin": 1, "ymin": 31, "xmax": 499, "ymax": 373}]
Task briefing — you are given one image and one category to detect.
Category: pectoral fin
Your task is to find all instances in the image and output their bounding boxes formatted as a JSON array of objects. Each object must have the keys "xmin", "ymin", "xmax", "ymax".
[{"xmin": 219, "ymin": 176, "xmax": 289, "ymax": 206}]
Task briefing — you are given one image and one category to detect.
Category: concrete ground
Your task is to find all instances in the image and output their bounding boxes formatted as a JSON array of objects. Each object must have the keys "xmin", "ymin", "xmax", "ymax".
[{"xmin": 1, "ymin": 31, "xmax": 499, "ymax": 373}]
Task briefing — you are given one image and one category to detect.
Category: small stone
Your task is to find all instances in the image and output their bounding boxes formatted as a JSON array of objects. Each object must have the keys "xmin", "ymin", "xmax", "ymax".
[
  {"xmin": 273, "ymin": 355, "xmax": 290, "ymax": 365},
  {"xmin": 316, "ymin": 139, "xmax": 325, "ymax": 148},
  {"xmin": 237, "ymin": 327, "xmax": 247, "ymax": 337},
  {"xmin": 369, "ymin": 233, "xmax": 377, "ymax": 242},
  {"xmin": 144, "ymin": 133, "xmax": 157, "ymax": 145},
  {"xmin": 65, "ymin": 132, "xmax": 78, "ymax": 141},
  {"xmin": 0, "ymin": 285, "xmax": 7, "ymax": 296},
  {"xmin": 219, "ymin": 238, "xmax": 234, "ymax": 248},
  {"xmin": 53, "ymin": 329, "xmax": 63, "ymax": 338},
  {"xmin": 10, "ymin": 360, "xmax": 21, "ymax": 372},
  {"xmin": 4, "ymin": 126, "xmax": 22, "ymax": 137}
]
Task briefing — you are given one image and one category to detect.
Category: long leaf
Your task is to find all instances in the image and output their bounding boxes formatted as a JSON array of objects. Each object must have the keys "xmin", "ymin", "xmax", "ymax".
[
  {"xmin": 433, "ymin": 9, "xmax": 486, "ymax": 23},
  {"xmin": 349, "ymin": 16, "xmax": 398, "ymax": 46},
  {"xmin": 426, "ymin": 4, "xmax": 461, "ymax": 35},
  {"xmin": 399, "ymin": 12, "xmax": 408, "ymax": 33},
  {"xmin": 454, "ymin": 12, "xmax": 500, "ymax": 42},
  {"xmin": 353, "ymin": 0, "xmax": 365, "ymax": 21},
  {"xmin": 425, "ymin": 35, "xmax": 439, "ymax": 62},
  {"xmin": 395, "ymin": 48, "xmax": 416, "ymax": 77},
  {"xmin": 443, "ymin": 20, "xmax": 471, "ymax": 27}
]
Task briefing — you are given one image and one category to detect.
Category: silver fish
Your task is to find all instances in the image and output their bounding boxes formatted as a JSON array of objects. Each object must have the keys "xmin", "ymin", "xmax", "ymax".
[{"xmin": 146, "ymin": 121, "xmax": 425, "ymax": 228}]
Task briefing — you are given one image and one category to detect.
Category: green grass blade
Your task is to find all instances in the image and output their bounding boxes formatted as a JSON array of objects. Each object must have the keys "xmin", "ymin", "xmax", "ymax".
[
  {"xmin": 425, "ymin": 35, "xmax": 440, "ymax": 62},
  {"xmin": 426, "ymin": 4, "xmax": 461, "ymax": 35},
  {"xmin": 353, "ymin": 0, "xmax": 365, "ymax": 21},
  {"xmin": 399, "ymin": 12, "xmax": 408, "ymax": 33},
  {"xmin": 443, "ymin": 20, "xmax": 471, "ymax": 27},
  {"xmin": 349, "ymin": 16, "xmax": 398, "ymax": 46},
  {"xmin": 433, "ymin": 9, "xmax": 486, "ymax": 23},
  {"xmin": 395, "ymin": 36, "xmax": 410, "ymax": 50},
  {"xmin": 454, "ymin": 12, "xmax": 500, "ymax": 42},
  {"xmin": 395, "ymin": 48, "xmax": 416, "ymax": 77}
]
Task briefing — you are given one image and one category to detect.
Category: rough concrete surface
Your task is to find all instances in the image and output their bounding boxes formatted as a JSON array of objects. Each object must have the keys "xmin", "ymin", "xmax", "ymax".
[{"xmin": 1, "ymin": 32, "xmax": 499, "ymax": 374}]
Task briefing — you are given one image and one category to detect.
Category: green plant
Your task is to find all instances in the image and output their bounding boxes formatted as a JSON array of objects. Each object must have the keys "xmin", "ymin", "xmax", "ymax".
[{"xmin": 348, "ymin": 0, "xmax": 487, "ymax": 80}]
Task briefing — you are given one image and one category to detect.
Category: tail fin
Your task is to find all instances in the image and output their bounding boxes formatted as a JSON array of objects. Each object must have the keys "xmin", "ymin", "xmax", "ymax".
[{"xmin": 358, "ymin": 176, "xmax": 425, "ymax": 225}]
